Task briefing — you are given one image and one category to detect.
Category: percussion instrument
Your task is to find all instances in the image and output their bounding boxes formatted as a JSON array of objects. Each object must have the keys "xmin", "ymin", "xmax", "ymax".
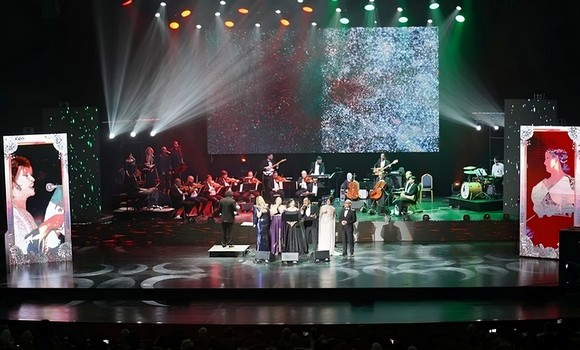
[{"xmin": 461, "ymin": 182, "xmax": 482, "ymax": 200}]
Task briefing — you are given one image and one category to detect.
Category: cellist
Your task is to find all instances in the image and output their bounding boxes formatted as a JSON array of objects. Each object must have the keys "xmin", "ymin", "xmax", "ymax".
[{"xmin": 345, "ymin": 173, "xmax": 360, "ymax": 201}]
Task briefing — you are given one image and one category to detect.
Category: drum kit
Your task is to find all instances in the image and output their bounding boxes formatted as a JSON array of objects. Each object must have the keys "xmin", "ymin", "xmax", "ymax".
[{"xmin": 461, "ymin": 166, "xmax": 495, "ymax": 200}]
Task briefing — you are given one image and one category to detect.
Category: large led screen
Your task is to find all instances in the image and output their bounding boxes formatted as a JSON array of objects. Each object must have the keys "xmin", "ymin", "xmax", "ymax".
[{"xmin": 208, "ymin": 27, "xmax": 439, "ymax": 154}]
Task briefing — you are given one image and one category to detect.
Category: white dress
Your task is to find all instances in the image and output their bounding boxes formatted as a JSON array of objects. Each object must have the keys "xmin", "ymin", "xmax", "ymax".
[
  {"xmin": 531, "ymin": 175, "xmax": 575, "ymax": 218},
  {"xmin": 317, "ymin": 204, "xmax": 336, "ymax": 254}
]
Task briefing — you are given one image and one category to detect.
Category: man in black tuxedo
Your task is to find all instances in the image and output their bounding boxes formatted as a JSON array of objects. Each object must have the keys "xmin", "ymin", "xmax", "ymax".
[
  {"xmin": 339, "ymin": 199, "xmax": 357, "ymax": 257},
  {"xmin": 393, "ymin": 175, "xmax": 419, "ymax": 215},
  {"xmin": 300, "ymin": 197, "xmax": 319, "ymax": 254},
  {"xmin": 218, "ymin": 190, "xmax": 239, "ymax": 247},
  {"xmin": 309, "ymin": 156, "xmax": 326, "ymax": 175}
]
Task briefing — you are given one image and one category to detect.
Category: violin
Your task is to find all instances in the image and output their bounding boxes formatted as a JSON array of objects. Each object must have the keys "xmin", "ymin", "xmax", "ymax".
[
  {"xmin": 274, "ymin": 175, "xmax": 290, "ymax": 182},
  {"xmin": 244, "ymin": 176, "xmax": 261, "ymax": 184},
  {"xmin": 305, "ymin": 176, "xmax": 313, "ymax": 183},
  {"xmin": 346, "ymin": 173, "xmax": 360, "ymax": 200}
]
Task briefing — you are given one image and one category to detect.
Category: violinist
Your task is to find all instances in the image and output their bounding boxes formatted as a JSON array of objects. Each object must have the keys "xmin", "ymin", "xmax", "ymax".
[
  {"xmin": 241, "ymin": 170, "xmax": 261, "ymax": 203},
  {"xmin": 217, "ymin": 169, "xmax": 241, "ymax": 200},
  {"xmin": 203, "ymin": 174, "xmax": 223, "ymax": 211},
  {"xmin": 183, "ymin": 175, "xmax": 207, "ymax": 215},
  {"xmin": 272, "ymin": 170, "xmax": 286, "ymax": 199},
  {"xmin": 295, "ymin": 170, "xmax": 311, "ymax": 197},
  {"xmin": 169, "ymin": 178, "xmax": 192, "ymax": 220}
]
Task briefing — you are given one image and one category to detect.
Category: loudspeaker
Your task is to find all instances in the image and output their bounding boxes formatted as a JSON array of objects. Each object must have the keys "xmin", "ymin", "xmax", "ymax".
[
  {"xmin": 311, "ymin": 250, "xmax": 330, "ymax": 262},
  {"xmin": 255, "ymin": 250, "xmax": 275, "ymax": 262},
  {"xmin": 281, "ymin": 252, "xmax": 299, "ymax": 263},
  {"xmin": 560, "ymin": 228, "xmax": 580, "ymax": 288}
]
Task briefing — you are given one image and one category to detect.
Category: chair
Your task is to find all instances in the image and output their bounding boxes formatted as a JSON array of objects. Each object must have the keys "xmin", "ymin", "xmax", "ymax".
[{"xmin": 421, "ymin": 173, "xmax": 433, "ymax": 202}]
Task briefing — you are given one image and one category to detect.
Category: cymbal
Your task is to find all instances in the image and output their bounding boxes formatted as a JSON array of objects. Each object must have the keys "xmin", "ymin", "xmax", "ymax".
[
  {"xmin": 463, "ymin": 166, "xmax": 476, "ymax": 170},
  {"xmin": 464, "ymin": 170, "xmax": 477, "ymax": 175}
]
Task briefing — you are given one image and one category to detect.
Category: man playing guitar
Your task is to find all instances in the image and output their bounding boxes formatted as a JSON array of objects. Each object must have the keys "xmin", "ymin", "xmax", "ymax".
[
  {"xmin": 373, "ymin": 153, "xmax": 398, "ymax": 182},
  {"xmin": 261, "ymin": 154, "xmax": 287, "ymax": 203}
]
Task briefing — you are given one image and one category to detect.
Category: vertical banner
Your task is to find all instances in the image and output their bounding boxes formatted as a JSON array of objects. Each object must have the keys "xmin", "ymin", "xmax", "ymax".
[
  {"xmin": 3, "ymin": 134, "xmax": 72, "ymax": 265},
  {"xmin": 520, "ymin": 126, "xmax": 580, "ymax": 259}
]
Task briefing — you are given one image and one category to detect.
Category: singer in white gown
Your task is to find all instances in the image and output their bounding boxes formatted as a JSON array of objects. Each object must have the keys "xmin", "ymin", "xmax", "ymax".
[{"xmin": 317, "ymin": 198, "xmax": 336, "ymax": 255}]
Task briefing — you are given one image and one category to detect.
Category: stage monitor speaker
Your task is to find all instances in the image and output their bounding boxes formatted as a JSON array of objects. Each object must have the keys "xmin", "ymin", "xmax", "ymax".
[
  {"xmin": 559, "ymin": 228, "xmax": 580, "ymax": 288},
  {"xmin": 255, "ymin": 250, "xmax": 275, "ymax": 262},
  {"xmin": 281, "ymin": 252, "xmax": 299, "ymax": 263},
  {"xmin": 311, "ymin": 250, "xmax": 330, "ymax": 262}
]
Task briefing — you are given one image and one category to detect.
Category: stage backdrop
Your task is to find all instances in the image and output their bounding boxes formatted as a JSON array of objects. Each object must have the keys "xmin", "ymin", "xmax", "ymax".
[
  {"xmin": 3, "ymin": 134, "xmax": 72, "ymax": 265},
  {"xmin": 519, "ymin": 126, "xmax": 580, "ymax": 259}
]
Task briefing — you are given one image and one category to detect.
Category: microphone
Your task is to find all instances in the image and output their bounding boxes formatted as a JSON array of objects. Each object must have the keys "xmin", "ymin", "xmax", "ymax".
[{"xmin": 46, "ymin": 183, "xmax": 60, "ymax": 192}]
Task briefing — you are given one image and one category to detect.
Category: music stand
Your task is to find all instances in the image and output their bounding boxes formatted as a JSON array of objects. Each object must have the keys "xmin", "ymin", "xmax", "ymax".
[{"xmin": 329, "ymin": 170, "xmax": 343, "ymax": 200}]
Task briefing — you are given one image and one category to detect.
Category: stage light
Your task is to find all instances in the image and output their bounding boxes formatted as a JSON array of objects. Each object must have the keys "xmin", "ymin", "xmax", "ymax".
[
  {"xmin": 220, "ymin": 0, "xmax": 226, "ymax": 5},
  {"xmin": 130, "ymin": 131, "xmax": 137, "ymax": 137},
  {"xmin": 275, "ymin": 9, "xmax": 281, "ymax": 14},
  {"xmin": 297, "ymin": 0, "xmax": 304, "ymax": 3},
  {"xmin": 475, "ymin": 125, "xmax": 482, "ymax": 131},
  {"xmin": 181, "ymin": 10, "xmax": 191, "ymax": 17},
  {"xmin": 280, "ymin": 18, "xmax": 290, "ymax": 26},
  {"xmin": 215, "ymin": 11, "xmax": 220, "ymax": 16},
  {"xmin": 429, "ymin": 2, "xmax": 440, "ymax": 10},
  {"xmin": 302, "ymin": 6, "xmax": 313, "ymax": 13},
  {"xmin": 160, "ymin": 2, "xmax": 166, "ymax": 7},
  {"xmin": 225, "ymin": 20, "xmax": 235, "ymax": 28},
  {"xmin": 455, "ymin": 14, "xmax": 465, "ymax": 22},
  {"xmin": 238, "ymin": 8, "xmax": 249, "ymax": 14},
  {"xmin": 493, "ymin": 125, "xmax": 500, "ymax": 130},
  {"xmin": 169, "ymin": 21, "xmax": 180, "ymax": 30},
  {"xmin": 427, "ymin": 19, "xmax": 433, "ymax": 24},
  {"xmin": 241, "ymin": 157, "xmax": 247, "ymax": 163},
  {"xmin": 122, "ymin": 0, "xmax": 133, "ymax": 7},
  {"xmin": 311, "ymin": 22, "xmax": 317, "ymax": 26},
  {"xmin": 196, "ymin": 24, "xmax": 202, "ymax": 29},
  {"xmin": 456, "ymin": 6, "xmax": 462, "ymax": 11},
  {"xmin": 150, "ymin": 130, "xmax": 157, "ymax": 137},
  {"xmin": 422, "ymin": 214, "xmax": 430, "ymax": 221},
  {"xmin": 336, "ymin": 8, "xmax": 342, "ymax": 13},
  {"xmin": 463, "ymin": 214, "xmax": 471, "ymax": 221},
  {"xmin": 364, "ymin": 4, "xmax": 375, "ymax": 11},
  {"xmin": 483, "ymin": 213, "xmax": 491, "ymax": 220},
  {"xmin": 155, "ymin": 12, "xmax": 160, "ymax": 18},
  {"xmin": 339, "ymin": 17, "xmax": 349, "ymax": 24},
  {"xmin": 369, "ymin": 0, "xmax": 375, "ymax": 2},
  {"xmin": 255, "ymin": 23, "xmax": 261, "ymax": 27},
  {"xmin": 398, "ymin": 16, "xmax": 408, "ymax": 23},
  {"xmin": 397, "ymin": 7, "xmax": 403, "ymax": 12},
  {"xmin": 109, "ymin": 133, "xmax": 116, "ymax": 139}
]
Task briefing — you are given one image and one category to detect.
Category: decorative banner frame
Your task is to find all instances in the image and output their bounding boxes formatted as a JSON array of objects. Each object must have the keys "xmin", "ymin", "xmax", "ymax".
[
  {"xmin": 520, "ymin": 126, "xmax": 580, "ymax": 259},
  {"xmin": 3, "ymin": 134, "xmax": 72, "ymax": 265}
]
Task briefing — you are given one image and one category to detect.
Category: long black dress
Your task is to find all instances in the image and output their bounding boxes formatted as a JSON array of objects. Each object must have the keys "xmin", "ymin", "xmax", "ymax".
[{"xmin": 282, "ymin": 209, "xmax": 308, "ymax": 255}]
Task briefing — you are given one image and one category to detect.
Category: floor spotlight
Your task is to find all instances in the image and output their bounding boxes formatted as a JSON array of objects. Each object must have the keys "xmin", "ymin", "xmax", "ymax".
[
  {"xmin": 463, "ymin": 214, "xmax": 470, "ymax": 221},
  {"xmin": 398, "ymin": 16, "xmax": 408, "ymax": 23},
  {"xmin": 483, "ymin": 213, "xmax": 491, "ymax": 220},
  {"xmin": 422, "ymin": 214, "xmax": 430, "ymax": 221},
  {"xmin": 130, "ymin": 131, "xmax": 137, "ymax": 138}
]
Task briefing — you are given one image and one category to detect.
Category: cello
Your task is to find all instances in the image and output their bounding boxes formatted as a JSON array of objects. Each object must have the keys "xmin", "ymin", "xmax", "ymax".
[
  {"xmin": 369, "ymin": 179, "xmax": 387, "ymax": 200},
  {"xmin": 346, "ymin": 173, "xmax": 360, "ymax": 201}
]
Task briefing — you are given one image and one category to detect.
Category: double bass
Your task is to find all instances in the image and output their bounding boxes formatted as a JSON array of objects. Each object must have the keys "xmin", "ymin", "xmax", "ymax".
[{"xmin": 346, "ymin": 173, "xmax": 360, "ymax": 201}]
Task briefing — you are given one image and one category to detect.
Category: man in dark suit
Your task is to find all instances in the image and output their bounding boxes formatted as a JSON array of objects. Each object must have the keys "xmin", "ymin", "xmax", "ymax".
[
  {"xmin": 260, "ymin": 153, "xmax": 276, "ymax": 203},
  {"xmin": 218, "ymin": 190, "xmax": 239, "ymax": 247},
  {"xmin": 309, "ymin": 156, "xmax": 326, "ymax": 175},
  {"xmin": 339, "ymin": 199, "xmax": 357, "ymax": 257},
  {"xmin": 393, "ymin": 175, "xmax": 419, "ymax": 215},
  {"xmin": 300, "ymin": 197, "xmax": 319, "ymax": 254}
]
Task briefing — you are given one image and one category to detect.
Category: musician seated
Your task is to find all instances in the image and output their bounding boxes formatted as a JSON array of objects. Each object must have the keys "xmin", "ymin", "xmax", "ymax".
[
  {"xmin": 271, "ymin": 170, "xmax": 286, "ymax": 199},
  {"xmin": 170, "ymin": 178, "xmax": 194, "ymax": 219},
  {"xmin": 392, "ymin": 176, "xmax": 419, "ymax": 215},
  {"xmin": 124, "ymin": 167, "xmax": 158, "ymax": 208},
  {"xmin": 239, "ymin": 170, "xmax": 261, "ymax": 203},
  {"xmin": 307, "ymin": 177, "xmax": 320, "ymax": 202},
  {"xmin": 295, "ymin": 170, "xmax": 311, "ymax": 197},
  {"xmin": 217, "ymin": 169, "xmax": 241, "ymax": 200},
  {"xmin": 183, "ymin": 175, "xmax": 207, "ymax": 215},
  {"xmin": 203, "ymin": 174, "xmax": 223, "ymax": 211}
]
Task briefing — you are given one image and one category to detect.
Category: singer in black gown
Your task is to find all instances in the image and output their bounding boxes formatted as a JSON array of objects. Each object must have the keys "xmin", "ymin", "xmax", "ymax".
[{"xmin": 282, "ymin": 199, "xmax": 308, "ymax": 255}]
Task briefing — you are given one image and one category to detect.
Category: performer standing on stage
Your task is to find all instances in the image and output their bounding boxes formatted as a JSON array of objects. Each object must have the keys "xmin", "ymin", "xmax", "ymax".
[
  {"xmin": 158, "ymin": 146, "xmax": 172, "ymax": 193},
  {"xmin": 317, "ymin": 197, "xmax": 336, "ymax": 255},
  {"xmin": 261, "ymin": 154, "xmax": 276, "ymax": 203},
  {"xmin": 300, "ymin": 197, "xmax": 319, "ymax": 254},
  {"xmin": 143, "ymin": 147, "xmax": 158, "ymax": 188},
  {"xmin": 373, "ymin": 153, "xmax": 391, "ymax": 182},
  {"xmin": 309, "ymin": 156, "xmax": 326, "ymax": 175},
  {"xmin": 491, "ymin": 156, "xmax": 504, "ymax": 195},
  {"xmin": 170, "ymin": 140, "xmax": 186, "ymax": 181},
  {"xmin": 339, "ymin": 199, "xmax": 357, "ymax": 257},
  {"xmin": 253, "ymin": 196, "xmax": 271, "ymax": 252},
  {"xmin": 218, "ymin": 190, "xmax": 239, "ymax": 248}
]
